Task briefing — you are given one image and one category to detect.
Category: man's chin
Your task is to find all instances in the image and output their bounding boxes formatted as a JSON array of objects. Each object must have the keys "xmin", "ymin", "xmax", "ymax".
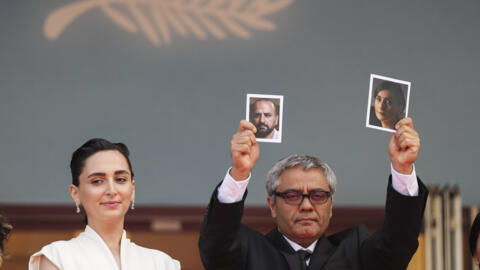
[
  {"xmin": 294, "ymin": 224, "xmax": 322, "ymax": 237},
  {"xmin": 255, "ymin": 130, "xmax": 274, "ymax": 138},
  {"xmin": 293, "ymin": 230, "xmax": 321, "ymax": 244}
]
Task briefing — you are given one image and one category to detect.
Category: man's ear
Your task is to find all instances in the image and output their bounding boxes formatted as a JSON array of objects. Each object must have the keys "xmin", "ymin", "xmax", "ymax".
[
  {"xmin": 70, "ymin": 184, "xmax": 80, "ymax": 205},
  {"xmin": 267, "ymin": 196, "xmax": 277, "ymax": 219}
]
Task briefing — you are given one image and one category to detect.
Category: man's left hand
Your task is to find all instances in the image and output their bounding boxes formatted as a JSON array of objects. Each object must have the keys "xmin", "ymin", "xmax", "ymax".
[{"xmin": 389, "ymin": 118, "xmax": 420, "ymax": 174}]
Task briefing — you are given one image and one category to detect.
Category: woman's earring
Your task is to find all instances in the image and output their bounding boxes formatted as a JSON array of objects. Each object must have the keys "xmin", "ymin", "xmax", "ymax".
[
  {"xmin": 130, "ymin": 200, "xmax": 135, "ymax": 210},
  {"xmin": 75, "ymin": 202, "xmax": 80, "ymax": 214}
]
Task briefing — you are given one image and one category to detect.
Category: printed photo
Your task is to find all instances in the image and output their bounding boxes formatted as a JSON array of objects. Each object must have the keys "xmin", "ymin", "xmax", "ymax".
[
  {"xmin": 366, "ymin": 74, "xmax": 411, "ymax": 133},
  {"xmin": 246, "ymin": 94, "xmax": 284, "ymax": 143}
]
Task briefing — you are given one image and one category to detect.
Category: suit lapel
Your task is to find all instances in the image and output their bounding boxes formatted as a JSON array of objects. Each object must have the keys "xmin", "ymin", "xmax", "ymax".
[
  {"xmin": 266, "ymin": 228, "xmax": 302, "ymax": 270},
  {"xmin": 309, "ymin": 235, "xmax": 335, "ymax": 270}
]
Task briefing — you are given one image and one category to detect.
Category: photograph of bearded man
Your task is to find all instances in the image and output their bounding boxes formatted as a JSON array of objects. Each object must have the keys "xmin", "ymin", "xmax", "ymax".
[{"xmin": 247, "ymin": 94, "xmax": 283, "ymax": 143}]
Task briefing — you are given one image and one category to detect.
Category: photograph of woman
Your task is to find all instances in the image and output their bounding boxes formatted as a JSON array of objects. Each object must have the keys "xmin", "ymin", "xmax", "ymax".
[
  {"xmin": 367, "ymin": 74, "xmax": 410, "ymax": 132},
  {"xmin": 29, "ymin": 138, "xmax": 180, "ymax": 270}
]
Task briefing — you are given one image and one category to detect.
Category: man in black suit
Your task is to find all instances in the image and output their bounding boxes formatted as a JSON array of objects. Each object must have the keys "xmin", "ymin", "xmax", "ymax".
[
  {"xmin": 470, "ymin": 213, "xmax": 480, "ymax": 266},
  {"xmin": 199, "ymin": 118, "xmax": 428, "ymax": 270}
]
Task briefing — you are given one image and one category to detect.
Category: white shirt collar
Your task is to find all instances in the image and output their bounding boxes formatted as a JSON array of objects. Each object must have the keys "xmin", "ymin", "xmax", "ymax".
[{"xmin": 282, "ymin": 235, "xmax": 317, "ymax": 254}]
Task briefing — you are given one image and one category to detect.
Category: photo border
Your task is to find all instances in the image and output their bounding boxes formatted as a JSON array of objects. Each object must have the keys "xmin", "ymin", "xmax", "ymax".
[
  {"xmin": 246, "ymin": 93, "xmax": 284, "ymax": 143},
  {"xmin": 366, "ymin": 74, "xmax": 411, "ymax": 133}
]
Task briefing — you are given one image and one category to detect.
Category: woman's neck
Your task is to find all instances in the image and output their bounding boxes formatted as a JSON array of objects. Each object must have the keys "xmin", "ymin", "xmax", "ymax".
[{"xmin": 88, "ymin": 218, "xmax": 125, "ymax": 268}]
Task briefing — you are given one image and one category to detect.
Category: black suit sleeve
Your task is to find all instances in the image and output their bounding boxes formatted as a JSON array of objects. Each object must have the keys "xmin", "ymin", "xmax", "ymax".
[
  {"xmin": 198, "ymin": 182, "xmax": 247, "ymax": 270},
  {"xmin": 360, "ymin": 176, "xmax": 429, "ymax": 270}
]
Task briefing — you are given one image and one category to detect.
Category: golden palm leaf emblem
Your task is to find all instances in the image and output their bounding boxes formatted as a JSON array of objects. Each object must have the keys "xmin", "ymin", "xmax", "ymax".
[{"xmin": 44, "ymin": 0, "xmax": 294, "ymax": 46}]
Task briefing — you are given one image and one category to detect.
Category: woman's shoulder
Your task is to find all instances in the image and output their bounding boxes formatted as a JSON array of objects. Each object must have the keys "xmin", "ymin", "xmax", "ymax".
[
  {"xmin": 30, "ymin": 230, "xmax": 92, "ymax": 260},
  {"xmin": 35, "ymin": 238, "xmax": 77, "ymax": 256},
  {"xmin": 126, "ymin": 242, "xmax": 181, "ymax": 269},
  {"xmin": 29, "ymin": 238, "xmax": 79, "ymax": 270}
]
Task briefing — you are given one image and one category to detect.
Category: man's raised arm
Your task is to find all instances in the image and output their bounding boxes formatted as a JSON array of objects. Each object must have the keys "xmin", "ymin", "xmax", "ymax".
[
  {"xmin": 199, "ymin": 120, "xmax": 260, "ymax": 270},
  {"xmin": 361, "ymin": 117, "xmax": 429, "ymax": 270},
  {"xmin": 389, "ymin": 117, "xmax": 421, "ymax": 196},
  {"xmin": 230, "ymin": 120, "xmax": 260, "ymax": 180},
  {"xmin": 216, "ymin": 120, "xmax": 260, "ymax": 203}
]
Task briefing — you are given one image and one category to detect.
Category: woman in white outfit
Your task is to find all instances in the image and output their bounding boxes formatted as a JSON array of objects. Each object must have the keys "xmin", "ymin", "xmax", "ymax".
[{"xmin": 29, "ymin": 138, "xmax": 180, "ymax": 270}]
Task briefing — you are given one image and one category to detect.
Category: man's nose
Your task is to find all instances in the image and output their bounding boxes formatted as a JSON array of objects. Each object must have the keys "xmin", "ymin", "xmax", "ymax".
[
  {"xmin": 260, "ymin": 114, "xmax": 266, "ymax": 123},
  {"xmin": 299, "ymin": 195, "xmax": 313, "ymax": 211}
]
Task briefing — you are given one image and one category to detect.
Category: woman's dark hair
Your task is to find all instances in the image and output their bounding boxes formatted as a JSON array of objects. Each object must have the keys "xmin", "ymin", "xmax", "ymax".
[
  {"xmin": 70, "ymin": 138, "xmax": 134, "ymax": 186},
  {"xmin": 470, "ymin": 213, "xmax": 480, "ymax": 256},
  {"xmin": 0, "ymin": 215, "xmax": 12, "ymax": 266},
  {"xmin": 373, "ymin": 81, "xmax": 407, "ymax": 112}
]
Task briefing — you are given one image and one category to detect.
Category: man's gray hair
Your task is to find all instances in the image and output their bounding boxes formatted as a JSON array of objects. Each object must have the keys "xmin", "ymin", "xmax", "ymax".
[{"xmin": 265, "ymin": 154, "xmax": 337, "ymax": 202}]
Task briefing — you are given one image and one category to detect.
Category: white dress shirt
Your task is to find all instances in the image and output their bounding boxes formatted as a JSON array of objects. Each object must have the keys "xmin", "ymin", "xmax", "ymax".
[{"xmin": 283, "ymin": 236, "xmax": 317, "ymax": 265}]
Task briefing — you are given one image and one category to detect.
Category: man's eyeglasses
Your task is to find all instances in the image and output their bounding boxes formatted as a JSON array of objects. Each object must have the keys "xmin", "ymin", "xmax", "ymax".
[{"xmin": 273, "ymin": 189, "xmax": 331, "ymax": 205}]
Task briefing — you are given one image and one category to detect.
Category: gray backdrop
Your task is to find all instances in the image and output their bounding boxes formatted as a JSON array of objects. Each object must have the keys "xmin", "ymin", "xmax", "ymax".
[{"xmin": 0, "ymin": 0, "xmax": 478, "ymax": 206}]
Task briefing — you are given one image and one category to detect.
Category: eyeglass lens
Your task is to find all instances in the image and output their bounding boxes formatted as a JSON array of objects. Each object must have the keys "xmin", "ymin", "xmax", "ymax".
[{"xmin": 281, "ymin": 190, "xmax": 329, "ymax": 204}]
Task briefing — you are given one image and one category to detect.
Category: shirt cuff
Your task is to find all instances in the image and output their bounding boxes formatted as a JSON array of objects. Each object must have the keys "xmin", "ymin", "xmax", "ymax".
[
  {"xmin": 217, "ymin": 167, "xmax": 250, "ymax": 203},
  {"xmin": 391, "ymin": 163, "xmax": 419, "ymax": 196}
]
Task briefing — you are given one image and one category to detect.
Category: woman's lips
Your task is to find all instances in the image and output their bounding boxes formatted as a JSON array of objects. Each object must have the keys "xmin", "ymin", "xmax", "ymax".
[{"xmin": 101, "ymin": 201, "xmax": 120, "ymax": 207}]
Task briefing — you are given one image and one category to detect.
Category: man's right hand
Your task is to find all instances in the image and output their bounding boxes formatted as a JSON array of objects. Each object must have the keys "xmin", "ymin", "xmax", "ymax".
[{"xmin": 230, "ymin": 120, "xmax": 259, "ymax": 181}]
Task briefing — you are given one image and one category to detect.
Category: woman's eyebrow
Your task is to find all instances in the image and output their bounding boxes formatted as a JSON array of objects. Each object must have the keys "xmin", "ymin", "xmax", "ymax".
[
  {"xmin": 114, "ymin": 170, "xmax": 130, "ymax": 175},
  {"xmin": 87, "ymin": 172, "xmax": 105, "ymax": 178},
  {"xmin": 87, "ymin": 171, "xmax": 130, "ymax": 178}
]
